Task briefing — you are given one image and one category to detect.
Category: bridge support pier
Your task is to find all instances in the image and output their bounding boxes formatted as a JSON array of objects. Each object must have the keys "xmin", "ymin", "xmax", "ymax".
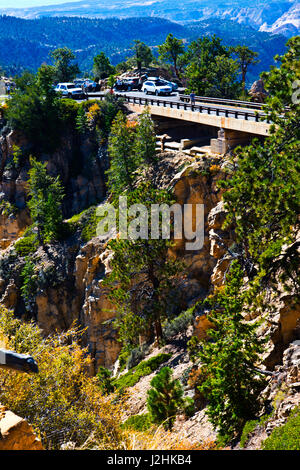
[{"xmin": 210, "ymin": 129, "xmax": 256, "ymax": 155}]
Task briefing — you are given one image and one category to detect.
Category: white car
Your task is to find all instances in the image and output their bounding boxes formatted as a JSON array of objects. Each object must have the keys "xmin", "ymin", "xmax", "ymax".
[
  {"xmin": 54, "ymin": 83, "xmax": 84, "ymax": 99},
  {"xmin": 147, "ymin": 76, "xmax": 178, "ymax": 91},
  {"xmin": 142, "ymin": 80, "xmax": 172, "ymax": 96}
]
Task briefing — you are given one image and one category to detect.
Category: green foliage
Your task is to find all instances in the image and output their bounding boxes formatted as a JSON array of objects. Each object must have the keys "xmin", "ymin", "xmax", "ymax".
[
  {"xmin": 50, "ymin": 46, "xmax": 80, "ymax": 82},
  {"xmin": 147, "ymin": 367, "xmax": 193, "ymax": 430},
  {"xmin": 27, "ymin": 157, "xmax": 64, "ymax": 244},
  {"xmin": 66, "ymin": 205, "xmax": 106, "ymax": 242},
  {"xmin": 14, "ymin": 227, "xmax": 39, "ymax": 256},
  {"xmin": 113, "ymin": 353, "xmax": 172, "ymax": 391},
  {"xmin": 185, "ymin": 35, "xmax": 241, "ymax": 98},
  {"xmin": 6, "ymin": 67, "xmax": 62, "ymax": 153},
  {"xmin": 105, "ymin": 182, "xmax": 184, "ymax": 347},
  {"xmin": 107, "ymin": 107, "xmax": 157, "ymax": 198},
  {"xmin": 0, "ymin": 198, "xmax": 17, "ymax": 217},
  {"xmin": 232, "ymin": 45, "xmax": 260, "ymax": 91},
  {"xmin": 122, "ymin": 413, "xmax": 153, "ymax": 432},
  {"xmin": 158, "ymin": 34, "xmax": 184, "ymax": 78},
  {"xmin": 6, "ymin": 66, "xmax": 79, "ymax": 153},
  {"xmin": 93, "ymin": 51, "xmax": 115, "ymax": 79},
  {"xmin": 130, "ymin": 40, "xmax": 154, "ymax": 72},
  {"xmin": 133, "ymin": 107, "xmax": 157, "ymax": 164},
  {"xmin": 220, "ymin": 37, "xmax": 300, "ymax": 296},
  {"xmin": 187, "ymin": 335, "xmax": 200, "ymax": 363},
  {"xmin": 198, "ymin": 261, "xmax": 267, "ymax": 443},
  {"xmin": 0, "ymin": 16, "xmax": 284, "ymax": 82},
  {"xmin": 239, "ymin": 420, "xmax": 258, "ymax": 448},
  {"xmin": 240, "ymin": 414, "xmax": 271, "ymax": 448},
  {"xmin": 163, "ymin": 308, "xmax": 194, "ymax": 340},
  {"xmin": 106, "ymin": 110, "xmax": 139, "ymax": 197},
  {"xmin": 262, "ymin": 407, "xmax": 300, "ymax": 450},
  {"xmin": 76, "ymin": 105, "xmax": 89, "ymax": 135},
  {"xmin": 96, "ymin": 366, "xmax": 115, "ymax": 395},
  {"xmin": 20, "ymin": 257, "xmax": 38, "ymax": 311}
]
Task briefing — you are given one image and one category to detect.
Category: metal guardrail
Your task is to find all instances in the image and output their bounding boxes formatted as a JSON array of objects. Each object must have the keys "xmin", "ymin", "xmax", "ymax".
[
  {"xmin": 89, "ymin": 92, "xmax": 268, "ymax": 123},
  {"xmin": 114, "ymin": 94, "xmax": 268, "ymax": 123},
  {"xmin": 178, "ymin": 94, "xmax": 266, "ymax": 110}
]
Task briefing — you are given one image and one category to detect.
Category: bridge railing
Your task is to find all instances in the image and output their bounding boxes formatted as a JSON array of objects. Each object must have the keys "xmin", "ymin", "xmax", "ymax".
[
  {"xmin": 178, "ymin": 94, "xmax": 266, "ymax": 110},
  {"xmin": 93, "ymin": 93, "xmax": 269, "ymax": 123}
]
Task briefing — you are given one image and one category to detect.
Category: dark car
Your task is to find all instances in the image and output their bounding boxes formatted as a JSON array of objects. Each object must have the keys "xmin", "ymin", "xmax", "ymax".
[{"xmin": 122, "ymin": 77, "xmax": 140, "ymax": 91}]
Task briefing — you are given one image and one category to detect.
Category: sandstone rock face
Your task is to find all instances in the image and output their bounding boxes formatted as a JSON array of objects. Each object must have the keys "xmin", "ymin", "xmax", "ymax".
[
  {"xmin": 0, "ymin": 405, "xmax": 43, "ymax": 450},
  {"xmin": 74, "ymin": 237, "xmax": 121, "ymax": 373}
]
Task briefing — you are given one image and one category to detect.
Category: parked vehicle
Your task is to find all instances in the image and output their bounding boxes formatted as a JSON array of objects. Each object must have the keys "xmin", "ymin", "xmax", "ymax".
[
  {"xmin": 158, "ymin": 78, "xmax": 178, "ymax": 91},
  {"xmin": 113, "ymin": 79, "xmax": 131, "ymax": 91},
  {"xmin": 54, "ymin": 83, "xmax": 84, "ymax": 99},
  {"xmin": 74, "ymin": 79, "xmax": 100, "ymax": 92},
  {"xmin": 142, "ymin": 80, "xmax": 173, "ymax": 96},
  {"xmin": 122, "ymin": 77, "xmax": 140, "ymax": 91}
]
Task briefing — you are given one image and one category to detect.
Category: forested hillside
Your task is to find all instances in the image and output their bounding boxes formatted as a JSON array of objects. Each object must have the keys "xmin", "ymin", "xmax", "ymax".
[{"xmin": 0, "ymin": 15, "xmax": 287, "ymax": 78}]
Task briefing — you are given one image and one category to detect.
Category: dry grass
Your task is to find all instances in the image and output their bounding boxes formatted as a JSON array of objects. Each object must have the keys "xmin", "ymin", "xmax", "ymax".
[{"xmin": 123, "ymin": 425, "xmax": 216, "ymax": 450}]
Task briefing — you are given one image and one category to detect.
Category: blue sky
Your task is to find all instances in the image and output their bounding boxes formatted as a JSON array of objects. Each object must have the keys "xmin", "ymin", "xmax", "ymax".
[{"xmin": 0, "ymin": 0, "xmax": 76, "ymax": 7}]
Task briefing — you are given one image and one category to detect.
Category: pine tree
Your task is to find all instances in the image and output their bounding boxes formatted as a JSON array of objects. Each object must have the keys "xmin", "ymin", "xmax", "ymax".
[
  {"xmin": 147, "ymin": 367, "xmax": 186, "ymax": 430},
  {"xmin": 27, "ymin": 157, "xmax": 64, "ymax": 244},
  {"xmin": 104, "ymin": 182, "xmax": 184, "ymax": 348},
  {"xmin": 106, "ymin": 111, "xmax": 140, "ymax": 198},
  {"xmin": 133, "ymin": 107, "xmax": 157, "ymax": 164},
  {"xmin": 198, "ymin": 261, "xmax": 266, "ymax": 443},
  {"xmin": 219, "ymin": 37, "xmax": 300, "ymax": 293},
  {"xmin": 232, "ymin": 45, "xmax": 260, "ymax": 92},
  {"xmin": 158, "ymin": 34, "xmax": 185, "ymax": 79}
]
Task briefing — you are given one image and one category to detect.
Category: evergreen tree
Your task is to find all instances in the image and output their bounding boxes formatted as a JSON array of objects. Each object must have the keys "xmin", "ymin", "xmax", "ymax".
[
  {"xmin": 104, "ymin": 183, "xmax": 184, "ymax": 347},
  {"xmin": 220, "ymin": 37, "xmax": 300, "ymax": 293},
  {"xmin": 130, "ymin": 40, "xmax": 154, "ymax": 73},
  {"xmin": 50, "ymin": 47, "xmax": 80, "ymax": 83},
  {"xmin": 198, "ymin": 261, "xmax": 266, "ymax": 443},
  {"xmin": 133, "ymin": 107, "xmax": 157, "ymax": 164},
  {"xmin": 185, "ymin": 35, "xmax": 230, "ymax": 96},
  {"xmin": 27, "ymin": 157, "xmax": 64, "ymax": 244},
  {"xmin": 232, "ymin": 45, "xmax": 260, "ymax": 92},
  {"xmin": 147, "ymin": 367, "xmax": 190, "ymax": 430},
  {"xmin": 158, "ymin": 34, "xmax": 185, "ymax": 79},
  {"xmin": 93, "ymin": 52, "xmax": 114, "ymax": 79},
  {"xmin": 106, "ymin": 111, "xmax": 140, "ymax": 197}
]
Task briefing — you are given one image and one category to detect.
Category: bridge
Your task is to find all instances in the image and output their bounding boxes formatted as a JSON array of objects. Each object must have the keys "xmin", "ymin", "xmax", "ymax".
[{"xmin": 93, "ymin": 92, "xmax": 272, "ymax": 155}]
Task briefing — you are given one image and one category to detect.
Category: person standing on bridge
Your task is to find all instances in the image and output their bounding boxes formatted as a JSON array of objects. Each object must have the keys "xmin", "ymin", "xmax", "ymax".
[{"xmin": 190, "ymin": 90, "xmax": 196, "ymax": 106}]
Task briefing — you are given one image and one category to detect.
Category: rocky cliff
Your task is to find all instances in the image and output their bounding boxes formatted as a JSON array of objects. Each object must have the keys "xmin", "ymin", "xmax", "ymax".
[{"xmin": 0, "ymin": 405, "xmax": 43, "ymax": 450}]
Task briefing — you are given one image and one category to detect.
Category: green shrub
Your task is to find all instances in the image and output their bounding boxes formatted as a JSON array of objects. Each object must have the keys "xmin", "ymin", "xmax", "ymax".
[
  {"xmin": 163, "ymin": 308, "xmax": 194, "ymax": 340},
  {"xmin": 262, "ymin": 408, "xmax": 300, "ymax": 450},
  {"xmin": 14, "ymin": 227, "xmax": 39, "ymax": 256},
  {"xmin": 113, "ymin": 353, "xmax": 172, "ymax": 390},
  {"xmin": 147, "ymin": 366, "xmax": 194, "ymax": 430},
  {"xmin": 240, "ymin": 420, "xmax": 258, "ymax": 448},
  {"xmin": 96, "ymin": 366, "xmax": 115, "ymax": 395},
  {"xmin": 122, "ymin": 414, "xmax": 153, "ymax": 432},
  {"xmin": 127, "ymin": 344, "xmax": 149, "ymax": 370},
  {"xmin": 0, "ymin": 199, "xmax": 17, "ymax": 217},
  {"xmin": 66, "ymin": 206, "xmax": 104, "ymax": 242}
]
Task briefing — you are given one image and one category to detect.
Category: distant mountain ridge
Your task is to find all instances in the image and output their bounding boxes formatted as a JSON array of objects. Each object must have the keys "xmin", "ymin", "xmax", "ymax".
[
  {"xmin": 1, "ymin": 0, "xmax": 299, "ymax": 37},
  {"xmin": 0, "ymin": 15, "xmax": 287, "ymax": 81}
]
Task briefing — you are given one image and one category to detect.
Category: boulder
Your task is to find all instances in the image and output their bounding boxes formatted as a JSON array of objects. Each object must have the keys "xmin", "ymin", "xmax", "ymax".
[{"xmin": 0, "ymin": 405, "xmax": 43, "ymax": 450}]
